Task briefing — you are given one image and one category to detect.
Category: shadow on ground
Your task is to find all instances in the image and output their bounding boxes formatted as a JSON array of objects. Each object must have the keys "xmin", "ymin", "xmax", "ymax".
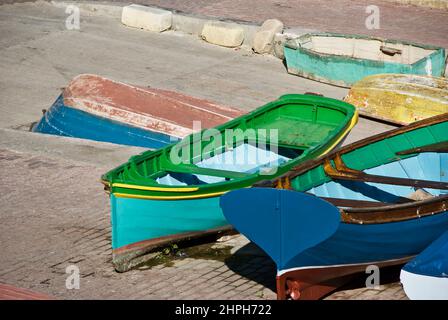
[
  {"xmin": 333, "ymin": 264, "xmax": 404, "ymax": 292},
  {"xmin": 226, "ymin": 242, "xmax": 405, "ymax": 299},
  {"xmin": 225, "ymin": 242, "xmax": 277, "ymax": 293}
]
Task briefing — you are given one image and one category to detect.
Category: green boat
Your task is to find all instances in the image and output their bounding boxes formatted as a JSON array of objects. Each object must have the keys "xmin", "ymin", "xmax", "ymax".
[
  {"xmin": 284, "ymin": 32, "xmax": 446, "ymax": 88},
  {"xmin": 101, "ymin": 94, "xmax": 358, "ymax": 271}
]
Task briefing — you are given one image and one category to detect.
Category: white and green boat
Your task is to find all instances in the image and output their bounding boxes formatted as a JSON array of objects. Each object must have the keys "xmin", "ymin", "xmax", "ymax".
[
  {"xmin": 284, "ymin": 32, "xmax": 446, "ymax": 87},
  {"xmin": 101, "ymin": 94, "xmax": 358, "ymax": 271}
]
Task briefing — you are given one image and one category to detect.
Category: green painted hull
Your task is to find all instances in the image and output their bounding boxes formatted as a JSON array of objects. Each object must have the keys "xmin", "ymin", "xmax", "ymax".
[{"xmin": 284, "ymin": 33, "xmax": 446, "ymax": 88}]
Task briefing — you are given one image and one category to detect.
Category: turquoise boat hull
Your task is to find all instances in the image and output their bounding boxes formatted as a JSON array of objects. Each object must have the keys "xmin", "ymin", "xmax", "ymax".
[
  {"xmin": 110, "ymin": 194, "xmax": 225, "ymax": 250},
  {"xmin": 284, "ymin": 33, "xmax": 446, "ymax": 87}
]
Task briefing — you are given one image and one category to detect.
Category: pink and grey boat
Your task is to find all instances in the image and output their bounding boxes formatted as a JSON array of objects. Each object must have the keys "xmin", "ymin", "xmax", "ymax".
[{"xmin": 32, "ymin": 74, "xmax": 244, "ymax": 148}]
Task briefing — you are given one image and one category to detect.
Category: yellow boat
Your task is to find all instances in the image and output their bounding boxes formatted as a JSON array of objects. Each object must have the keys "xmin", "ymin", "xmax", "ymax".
[{"xmin": 345, "ymin": 74, "xmax": 448, "ymax": 125}]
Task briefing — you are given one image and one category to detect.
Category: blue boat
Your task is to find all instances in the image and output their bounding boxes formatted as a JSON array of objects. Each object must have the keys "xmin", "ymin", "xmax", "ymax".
[
  {"xmin": 32, "ymin": 74, "xmax": 243, "ymax": 148},
  {"xmin": 400, "ymin": 230, "xmax": 448, "ymax": 300},
  {"xmin": 220, "ymin": 113, "xmax": 448, "ymax": 299}
]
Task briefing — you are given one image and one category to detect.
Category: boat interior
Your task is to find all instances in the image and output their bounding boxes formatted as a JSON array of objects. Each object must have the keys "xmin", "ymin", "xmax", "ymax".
[
  {"xmin": 300, "ymin": 35, "xmax": 436, "ymax": 64},
  {"xmin": 113, "ymin": 100, "xmax": 353, "ymax": 187},
  {"xmin": 307, "ymin": 151, "xmax": 448, "ymax": 207},
  {"xmin": 156, "ymin": 142, "xmax": 301, "ymax": 186}
]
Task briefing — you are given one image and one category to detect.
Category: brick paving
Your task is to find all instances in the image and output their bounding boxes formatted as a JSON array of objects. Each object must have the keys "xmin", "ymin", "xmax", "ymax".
[
  {"xmin": 0, "ymin": 148, "xmax": 407, "ymax": 300},
  {"xmin": 112, "ymin": 0, "xmax": 448, "ymax": 48}
]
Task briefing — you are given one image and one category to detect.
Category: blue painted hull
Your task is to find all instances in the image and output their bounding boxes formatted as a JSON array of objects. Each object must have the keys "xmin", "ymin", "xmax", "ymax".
[
  {"xmin": 221, "ymin": 185, "xmax": 448, "ymax": 300},
  {"xmin": 110, "ymin": 194, "xmax": 225, "ymax": 250},
  {"xmin": 33, "ymin": 95, "xmax": 176, "ymax": 149},
  {"xmin": 220, "ymin": 188, "xmax": 448, "ymax": 272},
  {"xmin": 400, "ymin": 230, "xmax": 448, "ymax": 299},
  {"xmin": 403, "ymin": 230, "xmax": 448, "ymax": 278},
  {"xmin": 290, "ymin": 212, "xmax": 448, "ymax": 270}
]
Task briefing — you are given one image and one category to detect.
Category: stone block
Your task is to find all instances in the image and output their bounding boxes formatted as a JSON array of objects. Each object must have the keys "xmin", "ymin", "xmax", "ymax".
[
  {"xmin": 201, "ymin": 21, "xmax": 244, "ymax": 47},
  {"xmin": 121, "ymin": 4, "xmax": 172, "ymax": 32},
  {"xmin": 253, "ymin": 19, "xmax": 284, "ymax": 54}
]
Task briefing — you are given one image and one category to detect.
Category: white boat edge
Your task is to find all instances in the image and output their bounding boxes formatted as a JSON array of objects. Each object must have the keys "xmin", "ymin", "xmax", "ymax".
[{"xmin": 400, "ymin": 269, "xmax": 448, "ymax": 300}]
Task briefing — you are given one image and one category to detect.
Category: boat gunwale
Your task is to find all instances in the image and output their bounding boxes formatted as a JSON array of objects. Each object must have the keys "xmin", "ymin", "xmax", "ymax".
[
  {"xmin": 284, "ymin": 32, "xmax": 445, "ymax": 68},
  {"xmin": 347, "ymin": 73, "xmax": 448, "ymax": 92},
  {"xmin": 339, "ymin": 194, "xmax": 448, "ymax": 224},
  {"xmin": 102, "ymin": 95, "xmax": 357, "ymax": 196}
]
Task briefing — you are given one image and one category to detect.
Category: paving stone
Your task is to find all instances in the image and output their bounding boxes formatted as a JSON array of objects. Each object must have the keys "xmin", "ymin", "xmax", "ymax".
[
  {"xmin": 233, "ymin": 282, "xmax": 255, "ymax": 292},
  {"xmin": 219, "ymin": 270, "xmax": 236, "ymax": 279},
  {"xmin": 206, "ymin": 285, "xmax": 236, "ymax": 299},
  {"xmin": 215, "ymin": 265, "xmax": 230, "ymax": 273},
  {"xmin": 193, "ymin": 261, "xmax": 215, "ymax": 270},
  {"xmin": 231, "ymin": 278, "xmax": 250, "ymax": 287},
  {"xmin": 171, "ymin": 259, "xmax": 192, "ymax": 268},
  {"xmin": 202, "ymin": 291, "xmax": 223, "ymax": 299},
  {"xmin": 223, "ymin": 274, "xmax": 242, "ymax": 283},
  {"xmin": 201, "ymin": 271, "xmax": 222, "ymax": 280},
  {"xmin": 204, "ymin": 274, "xmax": 226, "ymax": 285},
  {"xmin": 177, "ymin": 288, "xmax": 199, "ymax": 297}
]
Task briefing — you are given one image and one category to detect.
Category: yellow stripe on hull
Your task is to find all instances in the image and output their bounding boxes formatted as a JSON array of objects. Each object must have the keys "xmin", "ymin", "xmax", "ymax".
[
  {"xmin": 111, "ymin": 182, "xmax": 199, "ymax": 192},
  {"xmin": 322, "ymin": 110, "xmax": 358, "ymax": 155},
  {"xmin": 113, "ymin": 191, "xmax": 227, "ymax": 200},
  {"xmin": 345, "ymin": 74, "xmax": 448, "ymax": 125}
]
